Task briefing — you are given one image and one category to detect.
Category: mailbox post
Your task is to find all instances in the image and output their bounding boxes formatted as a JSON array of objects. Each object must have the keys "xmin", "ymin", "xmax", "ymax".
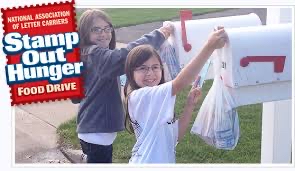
[{"xmin": 260, "ymin": 8, "xmax": 292, "ymax": 163}]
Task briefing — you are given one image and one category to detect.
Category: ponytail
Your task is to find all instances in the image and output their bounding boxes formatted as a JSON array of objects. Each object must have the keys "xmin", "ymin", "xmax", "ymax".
[{"xmin": 123, "ymin": 81, "xmax": 135, "ymax": 134}]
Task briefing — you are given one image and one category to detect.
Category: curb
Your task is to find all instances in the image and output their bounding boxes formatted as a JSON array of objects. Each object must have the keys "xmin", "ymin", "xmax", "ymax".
[{"xmin": 59, "ymin": 147, "xmax": 86, "ymax": 164}]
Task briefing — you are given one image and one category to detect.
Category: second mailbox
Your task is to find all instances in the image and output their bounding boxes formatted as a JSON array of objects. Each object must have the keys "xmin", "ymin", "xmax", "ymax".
[{"xmin": 218, "ymin": 23, "xmax": 292, "ymax": 88}]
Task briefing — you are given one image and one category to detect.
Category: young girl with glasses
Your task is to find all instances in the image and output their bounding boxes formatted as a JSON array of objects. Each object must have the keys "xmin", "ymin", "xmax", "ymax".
[
  {"xmin": 72, "ymin": 9, "xmax": 173, "ymax": 163},
  {"xmin": 124, "ymin": 27, "xmax": 227, "ymax": 163}
]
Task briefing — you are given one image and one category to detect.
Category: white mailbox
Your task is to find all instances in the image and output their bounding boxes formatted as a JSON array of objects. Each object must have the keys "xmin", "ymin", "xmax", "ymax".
[
  {"xmin": 219, "ymin": 24, "xmax": 292, "ymax": 88},
  {"xmin": 169, "ymin": 12, "xmax": 262, "ymax": 68}
]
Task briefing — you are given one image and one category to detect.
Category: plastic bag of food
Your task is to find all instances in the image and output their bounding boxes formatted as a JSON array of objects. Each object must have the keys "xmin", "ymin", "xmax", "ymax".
[{"xmin": 191, "ymin": 57, "xmax": 239, "ymax": 150}]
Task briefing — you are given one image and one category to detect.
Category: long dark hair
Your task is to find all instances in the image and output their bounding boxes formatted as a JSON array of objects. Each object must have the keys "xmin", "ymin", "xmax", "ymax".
[
  {"xmin": 124, "ymin": 45, "xmax": 166, "ymax": 134},
  {"xmin": 78, "ymin": 9, "xmax": 116, "ymax": 50}
]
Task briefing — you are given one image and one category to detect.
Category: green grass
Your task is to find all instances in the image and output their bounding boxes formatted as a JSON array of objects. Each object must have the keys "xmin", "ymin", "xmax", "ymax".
[
  {"xmin": 57, "ymin": 118, "xmax": 80, "ymax": 149},
  {"xmin": 76, "ymin": 8, "xmax": 227, "ymax": 28},
  {"xmin": 57, "ymin": 80, "xmax": 262, "ymax": 163}
]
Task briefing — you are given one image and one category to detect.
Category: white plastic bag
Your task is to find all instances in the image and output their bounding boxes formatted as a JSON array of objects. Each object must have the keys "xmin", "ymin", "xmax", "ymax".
[{"xmin": 191, "ymin": 57, "xmax": 240, "ymax": 150}]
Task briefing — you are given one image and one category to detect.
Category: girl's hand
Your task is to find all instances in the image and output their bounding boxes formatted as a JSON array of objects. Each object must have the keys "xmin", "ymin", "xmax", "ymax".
[
  {"xmin": 159, "ymin": 22, "xmax": 174, "ymax": 39},
  {"xmin": 206, "ymin": 26, "xmax": 228, "ymax": 50},
  {"xmin": 186, "ymin": 77, "xmax": 202, "ymax": 107}
]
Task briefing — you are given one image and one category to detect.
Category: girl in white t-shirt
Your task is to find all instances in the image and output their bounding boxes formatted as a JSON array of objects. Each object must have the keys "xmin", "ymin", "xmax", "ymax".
[{"xmin": 124, "ymin": 27, "xmax": 227, "ymax": 163}]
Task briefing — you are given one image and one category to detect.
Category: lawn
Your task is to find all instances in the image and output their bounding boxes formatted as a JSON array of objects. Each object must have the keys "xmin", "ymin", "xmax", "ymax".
[
  {"xmin": 57, "ymin": 8, "xmax": 262, "ymax": 163},
  {"xmin": 57, "ymin": 80, "xmax": 262, "ymax": 163}
]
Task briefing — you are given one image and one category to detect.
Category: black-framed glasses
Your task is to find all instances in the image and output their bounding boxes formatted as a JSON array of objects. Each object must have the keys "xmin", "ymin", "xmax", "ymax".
[
  {"xmin": 90, "ymin": 26, "xmax": 113, "ymax": 34},
  {"xmin": 135, "ymin": 65, "xmax": 163, "ymax": 74}
]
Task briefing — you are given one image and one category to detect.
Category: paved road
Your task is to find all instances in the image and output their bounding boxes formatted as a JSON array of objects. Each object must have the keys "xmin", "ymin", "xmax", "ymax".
[{"xmin": 116, "ymin": 8, "xmax": 266, "ymax": 43}]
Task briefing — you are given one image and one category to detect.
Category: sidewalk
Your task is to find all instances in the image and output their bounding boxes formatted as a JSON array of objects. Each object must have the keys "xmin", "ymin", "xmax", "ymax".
[
  {"xmin": 15, "ymin": 100, "xmax": 79, "ymax": 163},
  {"xmin": 15, "ymin": 8, "xmax": 266, "ymax": 164}
]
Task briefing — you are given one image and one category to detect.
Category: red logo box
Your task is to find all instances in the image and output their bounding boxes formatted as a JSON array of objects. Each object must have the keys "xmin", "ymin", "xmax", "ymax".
[{"xmin": 1, "ymin": 1, "xmax": 84, "ymax": 105}]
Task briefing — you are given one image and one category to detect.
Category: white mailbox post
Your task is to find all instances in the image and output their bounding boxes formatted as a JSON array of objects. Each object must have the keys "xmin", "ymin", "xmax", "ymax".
[
  {"xmin": 168, "ymin": 8, "xmax": 292, "ymax": 163},
  {"xmin": 260, "ymin": 8, "xmax": 292, "ymax": 164}
]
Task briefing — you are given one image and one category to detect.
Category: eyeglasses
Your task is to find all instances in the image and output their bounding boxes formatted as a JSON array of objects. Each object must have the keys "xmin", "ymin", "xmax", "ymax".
[
  {"xmin": 90, "ymin": 26, "xmax": 113, "ymax": 34},
  {"xmin": 135, "ymin": 65, "xmax": 163, "ymax": 74}
]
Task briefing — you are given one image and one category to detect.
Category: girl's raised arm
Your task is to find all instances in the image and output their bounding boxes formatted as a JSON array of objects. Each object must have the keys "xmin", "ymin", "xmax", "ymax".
[
  {"xmin": 89, "ymin": 24, "xmax": 174, "ymax": 78},
  {"xmin": 172, "ymin": 27, "xmax": 227, "ymax": 96}
]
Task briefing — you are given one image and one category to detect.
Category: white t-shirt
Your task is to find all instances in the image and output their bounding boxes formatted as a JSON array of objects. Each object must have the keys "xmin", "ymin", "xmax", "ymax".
[{"xmin": 128, "ymin": 81, "xmax": 178, "ymax": 163}]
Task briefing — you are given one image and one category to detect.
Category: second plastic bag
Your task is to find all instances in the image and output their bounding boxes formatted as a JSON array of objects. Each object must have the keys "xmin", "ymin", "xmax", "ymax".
[{"xmin": 158, "ymin": 41, "xmax": 181, "ymax": 80}]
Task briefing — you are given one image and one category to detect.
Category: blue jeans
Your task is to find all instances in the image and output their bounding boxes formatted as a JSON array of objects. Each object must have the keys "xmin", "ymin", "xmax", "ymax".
[{"xmin": 79, "ymin": 139, "xmax": 113, "ymax": 163}]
